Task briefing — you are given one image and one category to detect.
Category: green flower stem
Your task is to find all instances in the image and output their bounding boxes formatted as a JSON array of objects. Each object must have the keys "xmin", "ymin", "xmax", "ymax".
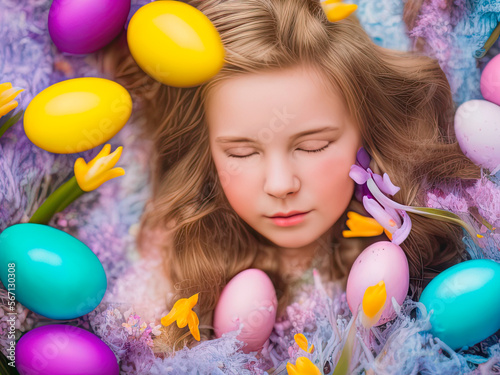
[
  {"xmin": 366, "ymin": 178, "xmax": 481, "ymax": 246},
  {"xmin": 29, "ymin": 176, "xmax": 86, "ymax": 225},
  {"xmin": 333, "ymin": 311, "xmax": 358, "ymax": 375},
  {"xmin": 475, "ymin": 21, "xmax": 500, "ymax": 58},
  {"xmin": 0, "ymin": 350, "xmax": 20, "ymax": 375},
  {"xmin": 0, "ymin": 110, "xmax": 24, "ymax": 139}
]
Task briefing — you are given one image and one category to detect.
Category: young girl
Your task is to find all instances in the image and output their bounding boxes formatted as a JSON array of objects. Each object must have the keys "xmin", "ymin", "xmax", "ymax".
[{"xmin": 98, "ymin": 0, "xmax": 481, "ymax": 356}]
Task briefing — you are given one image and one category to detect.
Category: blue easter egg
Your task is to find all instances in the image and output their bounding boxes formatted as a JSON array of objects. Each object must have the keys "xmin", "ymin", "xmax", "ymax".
[
  {"xmin": 0, "ymin": 223, "xmax": 107, "ymax": 319},
  {"xmin": 419, "ymin": 259, "xmax": 500, "ymax": 350}
]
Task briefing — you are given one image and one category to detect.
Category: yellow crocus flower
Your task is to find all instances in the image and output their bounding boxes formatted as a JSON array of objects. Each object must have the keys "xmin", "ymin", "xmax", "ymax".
[
  {"xmin": 286, "ymin": 356, "xmax": 321, "ymax": 375},
  {"xmin": 0, "ymin": 82, "xmax": 24, "ymax": 118},
  {"xmin": 361, "ymin": 280, "xmax": 387, "ymax": 328},
  {"xmin": 161, "ymin": 293, "xmax": 201, "ymax": 341},
  {"xmin": 320, "ymin": 0, "xmax": 357, "ymax": 23},
  {"xmin": 342, "ymin": 211, "xmax": 385, "ymax": 238},
  {"xmin": 74, "ymin": 144, "xmax": 125, "ymax": 192},
  {"xmin": 294, "ymin": 333, "xmax": 314, "ymax": 353}
]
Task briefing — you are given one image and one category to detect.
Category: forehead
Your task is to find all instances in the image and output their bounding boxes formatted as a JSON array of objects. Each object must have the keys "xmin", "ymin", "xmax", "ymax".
[{"xmin": 205, "ymin": 65, "xmax": 349, "ymax": 139}]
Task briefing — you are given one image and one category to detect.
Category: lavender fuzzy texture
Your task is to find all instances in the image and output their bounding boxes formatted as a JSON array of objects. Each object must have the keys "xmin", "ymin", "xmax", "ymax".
[
  {"xmin": 409, "ymin": 0, "xmax": 500, "ymax": 106},
  {"xmin": 1, "ymin": 0, "xmax": 500, "ymax": 374}
]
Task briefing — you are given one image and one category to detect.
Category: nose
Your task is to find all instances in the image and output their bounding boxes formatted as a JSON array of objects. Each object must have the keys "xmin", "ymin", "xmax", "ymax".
[{"xmin": 263, "ymin": 155, "xmax": 300, "ymax": 199}]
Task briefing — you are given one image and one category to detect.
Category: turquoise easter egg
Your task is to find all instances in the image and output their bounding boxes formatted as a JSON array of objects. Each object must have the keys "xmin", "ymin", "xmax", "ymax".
[
  {"xmin": 419, "ymin": 259, "xmax": 500, "ymax": 350},
  {"xmin": 0, "ymin": 223, "xmax": 107, "ymax": 320}
]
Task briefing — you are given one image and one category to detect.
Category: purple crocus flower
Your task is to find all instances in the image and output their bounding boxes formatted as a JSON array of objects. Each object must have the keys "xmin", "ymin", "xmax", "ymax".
[
  {"xmin": 349, "ymin": 148, "xmax": 411, "ymax": 245},
  {"xmin": 349, "ymin": 147, "xmax": 479, "ymax": 246}
]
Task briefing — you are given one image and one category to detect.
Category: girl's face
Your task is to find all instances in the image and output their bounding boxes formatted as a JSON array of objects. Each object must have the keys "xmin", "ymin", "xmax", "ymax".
[{"xmin": 206, "ymin": 64, "xmax": 362, "ymax": 251}]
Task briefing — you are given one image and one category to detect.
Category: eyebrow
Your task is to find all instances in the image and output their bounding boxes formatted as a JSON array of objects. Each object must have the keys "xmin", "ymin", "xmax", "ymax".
[{"xmin": 215, "ymin": 126, "xmax": 340, "ymax": 144}]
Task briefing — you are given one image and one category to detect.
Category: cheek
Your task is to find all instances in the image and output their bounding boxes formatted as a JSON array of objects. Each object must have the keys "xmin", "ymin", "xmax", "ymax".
[
  {"xmin": 214, "ymin": 157, "xmax": 257, "ymax": 214},
  {"xmin": 308, "ymin": 155, "xmax": 355, "ymax": 204}
]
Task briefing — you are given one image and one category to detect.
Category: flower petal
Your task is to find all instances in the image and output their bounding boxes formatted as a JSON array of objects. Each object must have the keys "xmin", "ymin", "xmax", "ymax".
[
  {"xmin": 372, "ymin": 172, "xmax": 400, "ymax": 196},
  {"xmin": 322, "ymin": 2, "xmax": 358, "ymax": 23},
  {"xmin": 361, "ymin": 280, "xmax": 387, "ymax": 328},
  {"xmin": 187, "ymin": 293, "xmax": 199, "ymax": 309},
  {"xmin": 382, "ymin": 173, "xmax": 400, "ymax": 195},
  {"xmin": 366, "ymin": 178, "xmax": 409, "ymax": 212},
  {"xmin": 161, "ymin": 308, "xmax": 179, "ymax": 327},
  {"xmin": 343, "ymin": 211, "xmax": 384, "ymax": 238},
  {"xmin": 0, "ymin": 82, "xmax": 13, "ymax": 92},
  {"xmin": 0, "ymin": 101, "xmax": 18, "ymax": 118},
  {"xmin": 356, "ymin": 146, "xmax": 371, "ymax": 169},
  {"xmin": 176, "ymin": 313, "xmax": 189, "ymax": 328},
  {"xmin": 0, "ymin": 87, "xmax": 24, "ymax": 104},
  {"xmin": 73, "ymin": 144, "xmax": 125, "ymax": 191},
  {"xmin": 391, "ymin": 210, "xmax": 412, "ymax": 245},
  {"xmin": 99, "ymin": 167, "xmax": 126, "ymax": 186},
  {"xmin": 90, "ymin": 143, "xmax": 112, "ymax": 166},
  {"xmin": 294, "ymin": 333, "xmax": 309, "ymax": 352},
  {"xmin": 349, "ymin": 164, "xmax": 369, "ymax": 184},
  {"xmin": 363, "ymin": 196, "xmax": 398, "ymax": 234},
  {"xmin": 286, "ymin": 363, "xmax": 299, "ymax": 375},
  {"xmin": 383, "ymin": 204, "xmax": 402, "ymax": 228},
  {"xmin": 187, "ymin": 311, "xmax": 200, "ymax": 341},
  {"xmin": 295, "ymin": 357, "xmax": 321, "ymax": 374}
]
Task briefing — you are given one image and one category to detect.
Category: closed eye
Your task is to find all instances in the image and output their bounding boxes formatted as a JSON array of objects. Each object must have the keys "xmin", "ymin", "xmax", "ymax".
[{"xmin": 228, "ymin": 144, "xmax": 330, "ymax": 158}]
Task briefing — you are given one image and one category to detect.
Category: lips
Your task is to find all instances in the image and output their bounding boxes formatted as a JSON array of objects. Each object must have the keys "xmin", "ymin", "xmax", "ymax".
[{"xmin": 269, "ymin": 210, "xmax": 309, "ymax": 218}]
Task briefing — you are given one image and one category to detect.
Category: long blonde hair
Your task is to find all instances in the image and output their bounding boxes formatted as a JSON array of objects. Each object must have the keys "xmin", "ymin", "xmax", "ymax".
[{"xmin": 96, "ymin": 0, "xmax": 480, "ymax": 355}]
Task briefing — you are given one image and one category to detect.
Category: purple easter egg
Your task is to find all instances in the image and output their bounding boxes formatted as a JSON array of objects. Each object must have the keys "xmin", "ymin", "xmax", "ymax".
[
  {"xmin": 15, "ymin": 324, "xmax": 119, "ymax": 375},
  {"xmin": 48, "ymin": 0, "xmax": 131, "ymax": 55}
]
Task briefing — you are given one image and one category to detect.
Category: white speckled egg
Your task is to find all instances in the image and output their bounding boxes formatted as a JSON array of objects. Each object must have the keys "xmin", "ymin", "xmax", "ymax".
[{"xmin": 454, "ymin": 99, "xmax": 500, "ymax": 174}]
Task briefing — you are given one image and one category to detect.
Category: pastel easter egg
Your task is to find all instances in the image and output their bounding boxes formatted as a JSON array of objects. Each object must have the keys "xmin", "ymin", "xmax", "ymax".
[
  {"xmin": 127, "ymin": 1, "xmax": 225, "ymax": 87},
  {"xmin": 0, "ymin": 224, "xmax": 107, "ymax": 320},
  {"xmin": 419, "ymin": 259, "xmax": 500, "ymax": 350},
  {"xmin": 16, "ymin": 324, "xmax": 119, "ymax": 375},
  {"xmin": 454, "ymin": 99, "xmax": 500, "ymax": 174},
  {"xmin": 346, "ymin": 241, "xmax": 409, "ymax": 325},
  {"xmin": 213, "ymin": 268, "xmax": 277, "ymax": 353},
  {"xmin": 24, "ymin": 77, "xmax": 132, "ymax": 153},
  {"xmin": 480, "ymin": 54, "xmax": 500, "ymax": 106},
  {"xmin": 48, "ymin": 0, "xmax": 131, "ymax": 55}
]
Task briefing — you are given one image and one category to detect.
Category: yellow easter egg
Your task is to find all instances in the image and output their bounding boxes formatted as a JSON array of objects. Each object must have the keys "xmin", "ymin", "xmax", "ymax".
[
  {"xmin": 127, "ymin": 1, "xmax": 225, "ymax": 87},
  {"xmin": 24, "ymin": 77, "xmax": 132, "ymax": 153}
]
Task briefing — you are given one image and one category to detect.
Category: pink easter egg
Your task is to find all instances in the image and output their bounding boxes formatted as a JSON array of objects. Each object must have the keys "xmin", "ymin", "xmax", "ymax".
[
  {"xmin": 346, "ymin": 241, "xmax": 409, "ymax": 326},
  {"xmin": 213, "ymin": 269, "xmax": 277, "ymax": 353},
  {"xmin": 15, "ymin": 324, "xmax": 119, "ymax": 375},
  {"xmin": 454, "ymin": 99, "xmax": 500, "ymax": 174},
  {"xmin": 480, "ymin": 54, "xmax": 500, "ymax": 106}
]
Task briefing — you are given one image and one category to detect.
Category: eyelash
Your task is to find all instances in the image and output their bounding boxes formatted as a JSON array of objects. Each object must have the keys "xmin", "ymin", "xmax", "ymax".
[{"xmin": 228, "ymin": 144, "xmax": 330, "ymax": 159}]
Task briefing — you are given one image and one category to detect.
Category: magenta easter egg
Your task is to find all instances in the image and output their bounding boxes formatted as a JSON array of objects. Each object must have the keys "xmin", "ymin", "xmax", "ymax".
[
  {"xmin": 213, "ymin": 269, "xmax": 277, "ymax": 353},
  {"xmin": 454, "ymin": 99, "xmax": 500, "ymax": 174},
  {"xmin": 346, "ymin": 241, "xmax": 409, "ymax": 325},
  {"xmin": 15, "ymin": 324, "xmax": 119, "ymax": 375},
  {"xmin": 48, "ymin": 0, "xmax": 131, "ymax": 55},
  {"xmin": 480, "ymin": 54, "xmax": 500, "ymax": 106}
]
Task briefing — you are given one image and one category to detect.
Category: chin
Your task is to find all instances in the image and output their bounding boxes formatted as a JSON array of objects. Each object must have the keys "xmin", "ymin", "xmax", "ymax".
[{"xmin": 266, "ymin": 232, "xmax": 317, "ymax": 249}]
